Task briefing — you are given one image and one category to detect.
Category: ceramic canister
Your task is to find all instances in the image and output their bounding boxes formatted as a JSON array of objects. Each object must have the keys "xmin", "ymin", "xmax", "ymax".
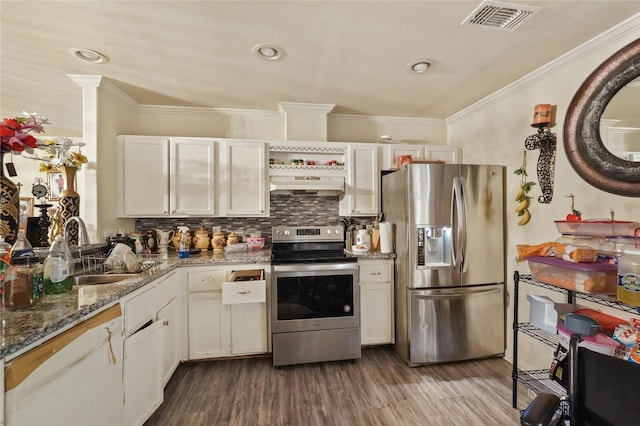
[
  {"xmin": 227, "ymin": 232, "xmax": 239, "ymax": 245},
  {"xmin": 193, "ymin": 229, "xmax": 210, "ymax": 250},
  {"xmin": 212, "ymin": 230, "xmax": 226, "ymax": 252}
]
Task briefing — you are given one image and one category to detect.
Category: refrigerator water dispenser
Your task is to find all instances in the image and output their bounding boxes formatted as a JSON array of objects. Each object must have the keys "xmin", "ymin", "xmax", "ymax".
[{"xmin": 417, "ymin": 226, "xmax": 452, "ymax": 268}]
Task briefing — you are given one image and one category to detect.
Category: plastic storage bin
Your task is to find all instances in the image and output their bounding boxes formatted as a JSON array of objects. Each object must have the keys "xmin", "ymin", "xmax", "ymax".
[
  {"xmin": 573, "ymin": 308, "xmax": 627, "ymax": 335},
  {"xmin": 527, "ymin": 294, "xmax": 575, "ymax": 334},
  {"xmin": 554, "ymin": 220, "xmax": 639, "ymax": 237},
  {"xmin": 527, "ymin": 256, "xmax": 618, "ymax": 294},
  {"xmin": 557, "ymin": 324, "xmax": 620, "ymax": 356},
  {"xmin": 564, "ymin": 313, "xmax": 599, "ymax": 336}
]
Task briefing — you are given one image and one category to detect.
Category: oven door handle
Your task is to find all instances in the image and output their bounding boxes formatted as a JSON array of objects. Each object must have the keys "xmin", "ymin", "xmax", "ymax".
[{"xmin": 272, "ymin": 263, "xmax": 358, "ymax": 272}]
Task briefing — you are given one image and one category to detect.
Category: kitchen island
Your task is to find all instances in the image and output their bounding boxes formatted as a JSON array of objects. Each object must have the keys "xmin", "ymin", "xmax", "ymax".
[{"xmin": 0, "ymin": 249, "xmax": 271, "ymax": 361}]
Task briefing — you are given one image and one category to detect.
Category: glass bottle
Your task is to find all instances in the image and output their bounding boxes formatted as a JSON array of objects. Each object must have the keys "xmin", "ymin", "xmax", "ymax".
[
  {"xmin": 11, "ymin": 231, "xmax": 34, "ymax": 259},
  {"xmin": 3, "ymin": 255, "xmax": 43, "ymax": 309},
  {"xmin": 43, "ymin": 235, "xmax": 74, "ymax": 294}
]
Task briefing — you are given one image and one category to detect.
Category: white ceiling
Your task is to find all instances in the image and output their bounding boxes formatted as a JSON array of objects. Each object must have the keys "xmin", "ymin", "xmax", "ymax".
[{"xmin": 1, "ymin": 1, "xmax": 639, "ymax": 134}]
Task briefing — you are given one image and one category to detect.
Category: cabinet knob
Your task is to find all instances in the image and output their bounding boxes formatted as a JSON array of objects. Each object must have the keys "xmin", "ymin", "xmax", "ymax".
[
  {"xmin": 163, "ymin": 320, "xmax": 169, "ymax": 326},
  {"xmin": 162, "ymin": 210, "xmax": 168, "ymax": 214}
]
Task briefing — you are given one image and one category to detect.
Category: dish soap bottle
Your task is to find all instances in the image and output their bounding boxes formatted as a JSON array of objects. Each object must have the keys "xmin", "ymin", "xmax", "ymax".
[
  {"xmin": 178, "ymin": 226, "xmax": 190, "ymax": 259},
  {"xmin": 43, "ymin": 235, "xmax": 74, "ymax": 294}
]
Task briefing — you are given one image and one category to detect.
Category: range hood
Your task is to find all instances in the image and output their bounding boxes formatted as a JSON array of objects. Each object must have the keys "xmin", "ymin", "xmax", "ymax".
[{"xmin": 269, "ymin": 176, "xmax": 344, "ymax": 195}]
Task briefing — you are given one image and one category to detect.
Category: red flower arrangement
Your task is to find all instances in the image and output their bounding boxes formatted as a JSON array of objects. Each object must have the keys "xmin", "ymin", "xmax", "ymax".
[{"xmin": 0, "ymin": 112, "xmax": 48, "ymax": 154}]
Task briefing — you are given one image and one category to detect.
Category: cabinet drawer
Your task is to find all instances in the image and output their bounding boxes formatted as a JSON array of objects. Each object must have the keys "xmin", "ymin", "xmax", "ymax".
[
  {"xmin": 222, "ymin": 281, "xmax": 266, "ymax": 305},
  {"xmin": 359, "ymin": 262, "xmax": 393, "ymax": 283},
  {"xmin": 187, "ymin": 269, "xmax": 227, "ymax": 292},
  {"xmin": 121, "ymin": 286, "xmax": 157, "ymax": 336}
]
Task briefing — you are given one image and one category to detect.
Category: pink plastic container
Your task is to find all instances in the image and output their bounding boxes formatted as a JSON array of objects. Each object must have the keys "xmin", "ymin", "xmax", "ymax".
[{"xmin": 557, "ymin": 324, "xmax": 620, "ymax": 356}]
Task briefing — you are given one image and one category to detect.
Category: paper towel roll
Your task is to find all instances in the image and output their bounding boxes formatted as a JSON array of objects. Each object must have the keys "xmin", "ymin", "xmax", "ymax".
[{"xmin": 379, "ymin": 222, "xmax": 393, "ymax": 254}]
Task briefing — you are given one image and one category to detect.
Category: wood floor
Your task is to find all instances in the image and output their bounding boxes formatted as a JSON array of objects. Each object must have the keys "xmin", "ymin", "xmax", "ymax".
[{"xmin": 145, "ymin": 346, "xmax": 532, "ymax": 426}]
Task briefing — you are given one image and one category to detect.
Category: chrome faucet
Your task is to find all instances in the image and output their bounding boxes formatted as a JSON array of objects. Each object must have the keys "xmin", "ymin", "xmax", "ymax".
[{"xmin": 63, "ymin": 216, "xmax": 91, "ymax": 246}]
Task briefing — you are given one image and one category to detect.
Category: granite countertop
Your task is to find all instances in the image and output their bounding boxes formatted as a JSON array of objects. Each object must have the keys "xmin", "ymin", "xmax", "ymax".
[
  {"xmin": 0, "ymin": 249, "xmax": 271, "ymax": 361},
  {"xmin": 345, "ymin": 250, "xmax": 396, "ymax": 260}
]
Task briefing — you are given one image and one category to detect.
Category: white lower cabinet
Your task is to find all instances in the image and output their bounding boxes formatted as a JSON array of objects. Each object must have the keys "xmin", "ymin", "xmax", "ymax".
[
  {"xmin": 359, "ymin": 259, "xmax": 395, "ymax": 346},
  {"xmin": 121, "ymin": 270, "xmax": 180, "ymax": 426},
  {"xmin": 1, "ymin": 358, "xmax": 3, "ymax": 426},
  {"xmin": 187, "ymin": 265, "xmax": 268, "ymax": 359},
  {"xmin": 159, "ymin": 297, "xmax": 180, "ymax": 385},
  {"xmin": 188, "ymin": 290, "xmax": 230, "ymax": 359},
  {"xmin": 123, "ymin": 319, "xmax": 164, "ymax": 426},
  {"xmin": 3, "ymin": 306, "xmax": 124, "ymax": 426}
]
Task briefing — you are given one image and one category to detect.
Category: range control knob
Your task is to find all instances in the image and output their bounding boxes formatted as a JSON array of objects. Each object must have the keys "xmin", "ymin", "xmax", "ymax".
[
  {"xmin": 276, "ymin": 230, "xmax": 284, "ymax": 236},
  {"xmin": 284, "ymin": 229, "xmax": 290, "ymax": 236},
  {"xmin": 326, "ymin": 228, "xmax": 333, "ymax": 235}
]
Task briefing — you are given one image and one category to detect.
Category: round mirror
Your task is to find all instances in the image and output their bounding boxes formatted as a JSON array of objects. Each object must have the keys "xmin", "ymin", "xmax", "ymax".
[
  {"xmin": 564, "ymin": 38, "xmax": 640, "ymax": 197},
  {"xmin": 600, "ymin": 76, "xmax": 640, "ymax": 161}
]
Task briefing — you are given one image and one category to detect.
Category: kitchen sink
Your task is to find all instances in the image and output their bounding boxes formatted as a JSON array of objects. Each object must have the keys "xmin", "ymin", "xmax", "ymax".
[{"xmin": 73, "ymin": 274, "xmax": 136, "ymax": 286}]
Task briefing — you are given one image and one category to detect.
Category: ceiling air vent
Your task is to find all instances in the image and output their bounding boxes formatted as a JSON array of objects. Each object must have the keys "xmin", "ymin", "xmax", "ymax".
[{"xmin": 461, "ymin": 1, "xmax": 541, "ymax": 32}]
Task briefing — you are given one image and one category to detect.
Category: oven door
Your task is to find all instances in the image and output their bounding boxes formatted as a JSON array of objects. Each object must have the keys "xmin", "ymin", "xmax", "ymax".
[{"xmin": 271, "ymin": 262, "xmax": 359, "ymax": 333}]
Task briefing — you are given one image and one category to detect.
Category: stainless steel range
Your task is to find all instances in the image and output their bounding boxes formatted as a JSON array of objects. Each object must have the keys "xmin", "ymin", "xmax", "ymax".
[{"xmin": 270, "ymin": 225, "xmax": 360, "ymax": 367}]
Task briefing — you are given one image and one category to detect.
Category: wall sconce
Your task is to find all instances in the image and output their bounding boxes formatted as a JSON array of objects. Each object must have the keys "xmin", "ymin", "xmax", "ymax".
[{"xmin": 525, "ymin": 104, "xmax": 557, "ymax": 204}]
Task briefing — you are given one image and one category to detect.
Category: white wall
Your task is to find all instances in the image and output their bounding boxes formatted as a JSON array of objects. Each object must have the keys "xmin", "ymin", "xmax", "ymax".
[{"xmin": 447, "ymin": 22, "xmax": 640, "ymax": 368}]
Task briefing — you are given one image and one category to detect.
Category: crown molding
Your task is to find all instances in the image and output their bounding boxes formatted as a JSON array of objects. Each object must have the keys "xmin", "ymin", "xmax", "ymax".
[
  {"xmin": 329, "ymin": 113, "xmax": 445, "ymax": 127},
  {"xmin": 135, "ymin": 104, "xmax": 280, "ymax": 118}
]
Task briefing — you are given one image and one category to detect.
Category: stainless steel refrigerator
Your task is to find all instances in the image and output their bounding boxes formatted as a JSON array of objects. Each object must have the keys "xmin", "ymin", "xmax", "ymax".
[{"xmin": 381, "ymin": 163, "xmax": 505, "ymax": 366}]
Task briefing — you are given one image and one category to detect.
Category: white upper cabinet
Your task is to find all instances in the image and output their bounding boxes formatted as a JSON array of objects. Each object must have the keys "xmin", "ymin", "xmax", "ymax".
[
  {"xmin": 170, "ymin": 137, "xmax": 216, "ymax": 216},
  {"xmin": 381, "ymin": 144, "xmax": 426, "ymax": 170},
  {"xmin": 119, "ymin": 136, "xmax": 170, "ymax": 217},
  {"xmin": 118, "ymin": 136, "xmax": 216, "ymax": 217},
  {"xmin": 339, "ymin": 144, "xmax": 380, "ymax": 216},
  {"xmin": 220, "ymin": 140, "xmax": 269, "ymax": 216},
  {"xmin": 425, "ymin": 146, "xmax": 461, "ymax": 163}
]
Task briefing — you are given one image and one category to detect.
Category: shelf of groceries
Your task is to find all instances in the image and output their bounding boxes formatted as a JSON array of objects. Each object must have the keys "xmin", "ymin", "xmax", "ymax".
[{"xmin": 512, "ymin": 272, "xmax": 639, "ymax": 408}]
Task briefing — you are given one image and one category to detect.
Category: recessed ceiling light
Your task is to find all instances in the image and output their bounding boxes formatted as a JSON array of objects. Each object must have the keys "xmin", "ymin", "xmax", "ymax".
[
  {"xmin": 253, "ymin": 44, "xmax": 286, "ymax": 61},
  {"xmin": 69, "ymin": 48, "xmax": 109, "ymax": 64},
  {"xmin": 407, "ymin": 60, "xmax": 431, "ymax": 74}
]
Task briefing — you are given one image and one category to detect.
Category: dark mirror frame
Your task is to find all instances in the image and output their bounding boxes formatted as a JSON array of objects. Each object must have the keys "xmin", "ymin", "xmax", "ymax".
[{"xmin": 564, "ymin": 38, "xmax": 640, "ymax": 197}]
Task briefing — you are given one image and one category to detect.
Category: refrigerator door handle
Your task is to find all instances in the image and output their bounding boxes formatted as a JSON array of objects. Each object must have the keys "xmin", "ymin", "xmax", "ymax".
[
  {"xmin": 452, "ymin": 176, "xmax": 467, "ymax": 272},
  {"xmin": 414, "ymin": 287, "xmax": 502, "ymax": 300}
]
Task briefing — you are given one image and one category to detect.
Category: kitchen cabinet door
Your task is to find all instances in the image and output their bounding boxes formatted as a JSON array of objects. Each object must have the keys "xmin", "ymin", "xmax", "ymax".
[
  {"xmin": 118, "ymin": 136, "xmax": 217, "ymax": 217},
  {"xmin": 119, "ymin": 136, "xmax": 170, "ymax": 216},
  {"xmin": 170, "ymin": 137, "xmax": 216, "ymax": 215},
  {"xmin": 188, "ymin": 291, "xmax": 231, "ymax": 359},
  {"xmin": 223, "ymin": 278, "xmax": 268, "ymax": 355},
  {"xmin": 339, "ymin": 144, "xmax": 380, "ymax": 216},
  {"xmin": 123, "ymin": 319, "xmax": 164, "ymax": 426},
  {"xmin": 158, "ymin": 297, "xmax": 180, "ymax": 385},
  {"xmin": 1, "ymin": 358, "xmax": 3, "ymax": 426},
  {"xmin": 222, "ymin": 140, "xmax": 269, "ymax": 216},
  {"xmin": 382, "ymin": 144, "xmax": 426, "ymax": 170},
  {"xmin": 359, "ymin": 259, "xmax": 394, "ymax": 346},
  {"xmin": 425, "ymin": 146, "xmax": 461, "ymax": 163},
  {"xmin": 4, "ymin": 307, "xmax": 124, "ymax": 426},
  {"xmin": 230, "ymin": 303, "xmax": 268, "ymax": 355}
]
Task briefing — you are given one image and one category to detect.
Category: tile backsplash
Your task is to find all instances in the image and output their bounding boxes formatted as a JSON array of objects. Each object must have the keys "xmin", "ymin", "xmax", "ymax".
[{"xmin": 135, "ymin": 193, "xmax": 374, "ymax": 245}]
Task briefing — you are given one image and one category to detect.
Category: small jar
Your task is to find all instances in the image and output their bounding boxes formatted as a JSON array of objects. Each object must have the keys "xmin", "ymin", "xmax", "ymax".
[
  {"xmin": 3, "ymin": 256, "xmax": 43, "ymax": 309},
  {"xmin": 227, "ymin": 232, "xmax": 239, "ymax": 245},
  {"xmin": 193, "ymin": 229, "xmax": 210, "ymax": 250},
  {"xmin": 618, "ymin": 248, "xmax": 640, "ymax": 306},
  {"xmin": 212, "ymin": 230, "xmax": 226, "ymax": 253}
]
